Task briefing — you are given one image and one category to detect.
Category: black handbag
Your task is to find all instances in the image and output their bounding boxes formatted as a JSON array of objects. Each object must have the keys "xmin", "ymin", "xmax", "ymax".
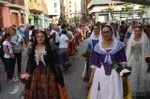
[{"xmin": 115, "ymin": 66, "xmax": 132, "ymax": 77}]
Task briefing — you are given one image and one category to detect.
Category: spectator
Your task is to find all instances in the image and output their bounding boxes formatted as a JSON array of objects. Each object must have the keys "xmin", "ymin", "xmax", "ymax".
[
  {"xmin": 9, "ymin": 27, "xmax": 24, "ymax": 77},
  {"xmin": 59, "ymin": 30, "xmax": 72, "ymax": 71},
  {"xmin": 3, "ymin": 33, "xmax": 16, "ymax": 82}
]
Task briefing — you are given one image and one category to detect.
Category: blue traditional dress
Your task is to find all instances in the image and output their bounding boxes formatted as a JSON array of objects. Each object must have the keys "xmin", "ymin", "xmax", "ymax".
[
  {"xmin": 83, "ymin": 33, "xmax": 100, "ymax": 81},
  {"xmin": 86, "ymin": 32, "xmax": 101, "ymax": 52},
  {"xmin": 91, "ymin": 40, "xmax": 126, "ymax": 99}
]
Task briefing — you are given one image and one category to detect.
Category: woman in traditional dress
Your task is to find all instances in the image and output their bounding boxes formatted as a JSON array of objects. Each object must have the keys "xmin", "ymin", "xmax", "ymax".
[
  {"xmin": 82, "ymin": 24, "xmax": 101, "ymax": 82},
  {"xmin": 124, "ymin": 21, "xmax": 136, "ymax": 44},
  {"xmin": 25, "ymin": 31, "xmax": 68, "ymax": 99},
  {"xmin": 126, "ymin": 25, "xmax": 150, "ymax": 98},
  {"xmin": 86, "ymin": 24, "xmax": 101, "ymax": 53},
  {"xmin": 89, "ymin": 25, "xmax": 127, "ymax": 99}
]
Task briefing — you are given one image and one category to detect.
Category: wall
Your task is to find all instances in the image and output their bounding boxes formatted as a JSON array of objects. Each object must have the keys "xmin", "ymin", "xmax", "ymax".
[
  {"xmin": 46, "ymin": 0, "xmax": 60, "ymax": 15},
  {"xmin": 2, "ymin": 6, "xmax": 11, "ymax": 27}
]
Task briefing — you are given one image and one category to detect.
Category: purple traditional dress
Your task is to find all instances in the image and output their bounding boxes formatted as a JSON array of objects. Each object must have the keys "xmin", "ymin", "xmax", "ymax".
[{"xmin": 91, "ymin": 40, "xmax": 126, "ymax": 99}]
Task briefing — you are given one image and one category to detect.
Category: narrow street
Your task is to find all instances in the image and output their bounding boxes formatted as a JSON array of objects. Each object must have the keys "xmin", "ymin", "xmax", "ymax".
[{"xmin": 0, "ymin": 40, "xmax": 88, "ymax": 99}]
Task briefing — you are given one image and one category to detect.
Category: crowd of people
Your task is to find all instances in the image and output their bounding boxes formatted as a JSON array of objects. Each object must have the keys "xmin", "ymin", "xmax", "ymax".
[
  {"xmin": 0, "ymin": 20, "xmax": 150, "ymax": 99},
  {"xmin": 83, "ymin": 21, "xmax": 150, "ymax": 99},
  {"xmin": 0, "ymin": 23, "xmax": 88, "ymax": 98}
]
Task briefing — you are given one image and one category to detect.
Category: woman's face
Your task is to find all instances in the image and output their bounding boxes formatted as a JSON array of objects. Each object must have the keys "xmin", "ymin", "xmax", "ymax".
[
  {"xmin": 5, "ymin": 34, "xmax": 11, "ymax": 41},
  {"xmin": 131, "ymin": 23, "xmax": 135, "ymax": 28},
  {"xmin": 45, "ymin": 30, "xmax": 50, "ymax": 35},
  {"xmin": 102, "ymin": 26, "xmax": 113, "ymax": 41},
  {"xmin": 9, "ymin": 28, "xmax": 16, "ymax": 36},
  {"xmin": 134, "ymin": 27, "xmax": 142, "ymax": 38},
  {"xmin": 93, "ymin": 26, "xmax": 100, "ymax": 34},
  {"xmin": 36, "ymin": 32, "xmax": 45, "ymax": 44}
]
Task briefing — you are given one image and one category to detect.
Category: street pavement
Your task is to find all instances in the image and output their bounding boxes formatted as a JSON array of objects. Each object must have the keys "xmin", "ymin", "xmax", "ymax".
[{"xmin": 0, "ymin": 40, "xmax": 89, "ymax": 99}]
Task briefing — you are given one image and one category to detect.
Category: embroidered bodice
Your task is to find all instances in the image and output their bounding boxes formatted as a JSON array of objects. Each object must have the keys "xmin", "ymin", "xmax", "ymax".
[
  {"xmin": 93, "ymin": 40, "xmax": 127, "ymax": 75},
  {"xmin": 131, "ymin": 41, "xmax": 142, "ymax": 61}
]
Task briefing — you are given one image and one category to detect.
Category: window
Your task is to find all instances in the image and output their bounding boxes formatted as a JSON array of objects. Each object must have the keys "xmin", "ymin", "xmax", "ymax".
[
  {"xmin": 54, "ymin": 3, "xmax": 57, "ymax": 8},
  {"xmin": 54, "ymin": 9, "xmax": 58, "ymax": 13}
]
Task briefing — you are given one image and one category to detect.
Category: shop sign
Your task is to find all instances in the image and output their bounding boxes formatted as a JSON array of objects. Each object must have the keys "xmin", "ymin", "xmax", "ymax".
[{"xmin": 29, "ymin": 2, "xmax": 43, "ymax": 11}]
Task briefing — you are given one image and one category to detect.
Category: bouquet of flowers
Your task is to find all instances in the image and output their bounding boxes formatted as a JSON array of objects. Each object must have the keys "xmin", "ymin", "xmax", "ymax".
[{"xmin": 20, "ymin": 73, "xmax": 30, "ymax": 84}]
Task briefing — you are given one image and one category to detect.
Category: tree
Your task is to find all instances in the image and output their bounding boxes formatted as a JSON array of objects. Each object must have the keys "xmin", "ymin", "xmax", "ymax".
[
  {"xmin": 70, "ymin": 16, "xmax": 80, "ymax": 23},
  {"xmin": 139, "ymin": 5, "xmax": 150, "ymax": 17},
  {"xmin": 81, "ymin": 14, "xmax": 89, "ymax": 23},
  {"xmin": 122, "ymin": 3, "xmax": 133, "ymax": 18}
]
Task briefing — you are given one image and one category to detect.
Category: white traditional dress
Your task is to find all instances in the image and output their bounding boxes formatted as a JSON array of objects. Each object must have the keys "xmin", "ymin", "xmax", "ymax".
[
  {"xmin": 91, "ymin": 40, "xmax": 126, "ymax": 99},
  {"xmin": 126, "ymin": 31, "xmax": 150, "ymax": 96}
]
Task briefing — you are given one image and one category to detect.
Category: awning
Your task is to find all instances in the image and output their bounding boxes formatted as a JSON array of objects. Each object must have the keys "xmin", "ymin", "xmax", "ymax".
[{"xmin": 114, "ymin": 0, "xmax": 150, "ymax": 5}]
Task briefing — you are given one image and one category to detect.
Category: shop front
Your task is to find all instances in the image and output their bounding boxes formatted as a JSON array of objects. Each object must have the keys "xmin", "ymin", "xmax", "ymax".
[{"xmin": 28, "ymin": 1, "xmax": 43, "ymax": 28}]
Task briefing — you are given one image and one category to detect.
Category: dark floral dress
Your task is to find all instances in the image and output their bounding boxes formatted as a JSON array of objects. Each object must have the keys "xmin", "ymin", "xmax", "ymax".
[{"xmin": 25, "ymin": 50, "xmax": 68, "ymax": 99}]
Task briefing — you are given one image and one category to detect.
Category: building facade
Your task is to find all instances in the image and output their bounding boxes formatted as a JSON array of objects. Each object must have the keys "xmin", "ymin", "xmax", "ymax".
[
  {"xmin": 64, "ymin": 0, "xmax": 72, "ymax": 22},
  {"xmin": 87, "ymin": 0, "xmax": 124, "ymax": 23},
  {"xmin": 81, "ymin": 0, "xmax": 89, "ymax": 23},
  {"xmin": 0, "ymin": 0, "xmax": 25, "ymax": 28},
  {"xmin": 25, "ymin": 0, "xmax": 61, "ymax": 28},
  {"xmin": 65, "ymin": 0, "xmax": 72, "ymax": 22},
  {"xmin": 114, "ymin": 0, "xmax": 150, "ymax": 5},
  {"xmin": 27, "ymin": 0, "xmax": 44, "ymax": 28},
  {"xmin": 46, "ymin": 0, "xmax": 60, "ymax": 24},
  {"xmin": 59, "ymin": 0, "xmax": 65, "ymax": 23},
  {"xmin": 87, "ymin": 0, "xmax": 149, "ymax": 23}
]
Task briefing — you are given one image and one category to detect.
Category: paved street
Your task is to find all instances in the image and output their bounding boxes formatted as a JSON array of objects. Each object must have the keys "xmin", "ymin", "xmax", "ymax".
[{"xmin": 0, "ymin": 40, "xmax": 88, "ymax": 99}]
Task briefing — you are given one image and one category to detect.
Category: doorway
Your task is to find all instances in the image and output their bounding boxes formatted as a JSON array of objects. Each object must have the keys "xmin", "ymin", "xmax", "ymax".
[{"xmin": 11, "ymin": 12, "xmax": 19, "ymax": 28}]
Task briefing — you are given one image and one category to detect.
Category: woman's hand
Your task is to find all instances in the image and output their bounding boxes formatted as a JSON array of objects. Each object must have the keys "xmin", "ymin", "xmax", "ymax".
[{"xmin": 122, "ymin": 76, "xmax": 127, "ymax": 82}]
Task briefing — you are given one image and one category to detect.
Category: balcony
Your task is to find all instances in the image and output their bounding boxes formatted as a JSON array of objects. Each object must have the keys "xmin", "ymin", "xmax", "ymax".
[
  {"xmin": 0, "ymin": 0, "xmax": 9, "ymax": 4},
  {"xmin": 9, "ymin": 0, "xmax": 24, "ymax": 6},
  {"xmin": 0, "ymin": 0, "xmax": 25, "ymax": 9},
  {"xmin": 114, "ymin": 0, "xmax": 150, "ymax": 5},
  {"xmin": 0, "ymin": 0, "xmax": 24, "ymax": 6},
  {"xmin": 29, "ymin": 1, "xmax": 43, "ymax": 13}
]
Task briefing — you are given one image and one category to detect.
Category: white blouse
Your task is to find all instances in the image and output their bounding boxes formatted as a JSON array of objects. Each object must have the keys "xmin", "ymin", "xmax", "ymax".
[{"xmin": 35, "ymin": 50, "xmax": 46, "ymax": 66}]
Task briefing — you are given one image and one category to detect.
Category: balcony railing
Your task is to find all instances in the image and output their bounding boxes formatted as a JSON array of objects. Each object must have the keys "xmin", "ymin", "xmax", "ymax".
[
  {"xmin": 11, "ymin": 0, "xmax": 24, "ymax": 6},
  {"xmin": 1, "ymin": 0, "xmax": 24, "ymax": 6}
]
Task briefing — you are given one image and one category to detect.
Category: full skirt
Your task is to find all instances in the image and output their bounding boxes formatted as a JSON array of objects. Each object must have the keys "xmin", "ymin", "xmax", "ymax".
[
  {"xmin": 25, "ymin": 67, "xmax": 68, "ymax": 99},
  {"xmin": 91, "ymin": 66, "xmax": 123, "ymax": 99}
]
